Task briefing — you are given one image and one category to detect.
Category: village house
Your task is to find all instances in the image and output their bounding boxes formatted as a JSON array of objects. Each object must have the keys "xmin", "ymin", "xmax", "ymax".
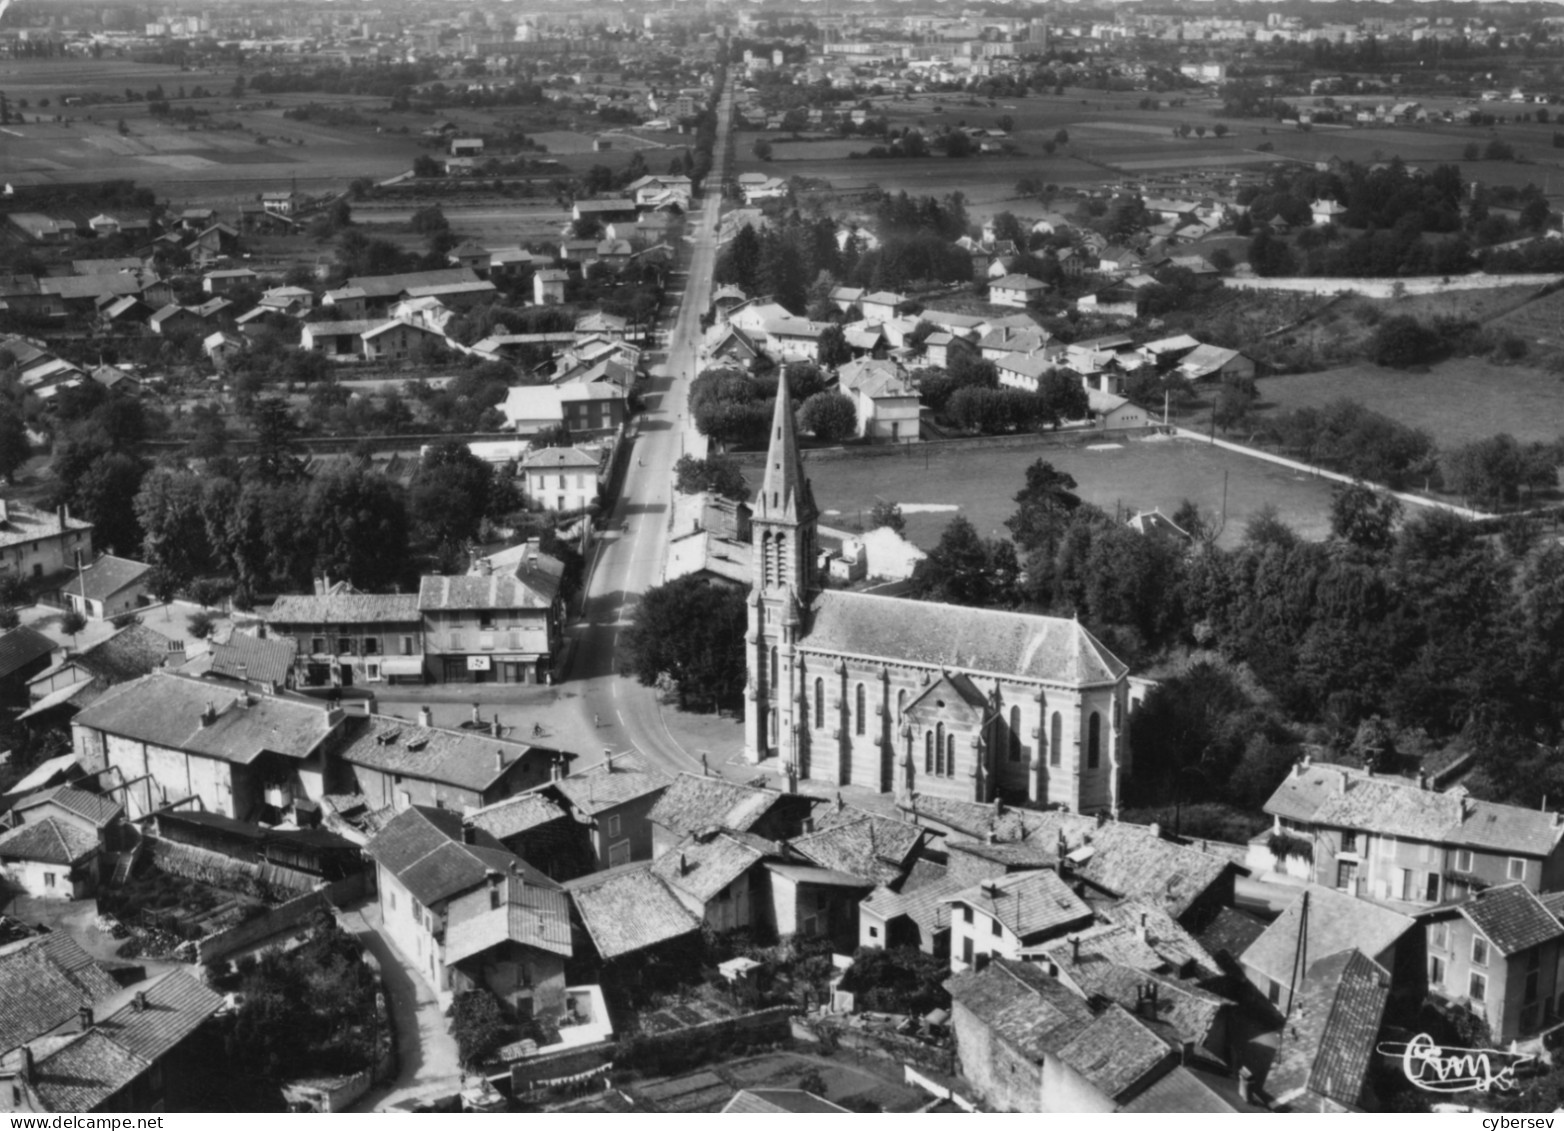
[
  {"xmin": 946, "ymin": 869, "xmax": 1095, "ymax": 971},
  {"xmin": 21, "ymin": 624, "xmax": 173, "ymax": 727},
  {"xmin": 519, "ymin": 448, "xmax": 600, "ymax": 514},
  {"xmin": 1250, "ymin": 759, "xmax": 1564, "ymax": 906},
  {"xmin": 202, "ymin": 268, "xmax": 257, "ymax": 295},
  {"xmin": 365, "ymin": 806, "xmax": 572, "ymax": 1016},
  {"xmin": 1422, "ymin": 883, "xmax": 1564, "ymax": 1043},
  {"xmin": 63, "ymin": 556, "xmax": 150, "ymax": 622},
  {"xmin": 335, "ymin": 708, "xmax": 564, "ymax": 815},
  {"xmin": 69, "ymin": 671, "xmax": 346, "ymax": 822},
  {"xmin": 418, "ymin": 546, "xmax": 565, "ymax": 685},
  {"xmin": 464, "ymin": 793, "xmax": 594, "ymax": 883},
  {"xmin": 563, "ymin": 865, "xmax": 701, "ymax": 965},
  {"xmin": 266, "ymin": 588, "xmax": 424, "ymax": 688},
  {"xmin": 541, "ymin": 750, "xmax": 671, "ymax": 870},
  {"xmin": 989, "ymin": 274, "xmax": 1048, "ymax": 308},
  {"xmin": 0, "ymin": 786, "xmax": 120, "ymax": 901},
  {"xmin": 1263, "ymin": 949, "xmax": 1390, "ymax": 1112},
  {"xmin": 500, "ymin": 384, "xmax": 625, "ymax": 436},
  {"xmin": 0, "ymin": 501, "xmax": 93, "ymax": 590},
  {"xmin": 178, "ymin": 631, "xmax": 297, "ymax": 695},
  {"xmin": 647, "ymin": 771, "xmax": 818, "ymax": 857}
]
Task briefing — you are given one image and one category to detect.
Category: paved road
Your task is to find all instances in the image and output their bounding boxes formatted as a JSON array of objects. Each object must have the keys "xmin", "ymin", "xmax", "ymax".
[{"xmin": 560, "ymin": 82, "xmax": 734, "ymax": 779}]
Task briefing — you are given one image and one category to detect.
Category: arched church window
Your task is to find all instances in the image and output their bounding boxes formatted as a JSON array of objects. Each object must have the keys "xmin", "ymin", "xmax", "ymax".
[
  {"xmin": 925, "ymin": 732, "xmax": 933, "ymax": 774},
  {"xmin": 947, "ymin": 734, "xmax": 956, "ymax": 778},
  {"xmin": 1009, "ymin": 706, "xmax": 1022, "ymax": 763},
  {"xmin": 769, "ymin": 646, "xmax": 778, "ymax": 692},
  {"xmin": 935, "ymin": 723, "xmax": 945, "ymax": 776},
  {"xmin": 855, "ymin": 684, "xmax": 866, "ymax": 735},
  {"xmin": 1050, "ymin": 712, "xmax": 1062, "ymax": 768},
  {"xmin": 814, "ymin": 678, "xmax": 824, "ymax": 729},
  {"xmin": 897, "ymin": 689, "xmax": 907, "ymax": 719},
  {"xmin": 1088, "ymin": 711, "xmax": 1101, "ymax": 769}
]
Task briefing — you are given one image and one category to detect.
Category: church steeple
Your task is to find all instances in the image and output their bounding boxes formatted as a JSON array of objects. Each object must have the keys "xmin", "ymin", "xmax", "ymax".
[{"xmin": 756, "ymin": 371, "xmax": 816, "ymax": 527}]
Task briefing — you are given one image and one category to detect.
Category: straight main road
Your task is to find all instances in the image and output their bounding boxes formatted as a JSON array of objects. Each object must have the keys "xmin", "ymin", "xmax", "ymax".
[{"xmin": 561, "ymin": 82, "xmax": 734, "ymax": 777}]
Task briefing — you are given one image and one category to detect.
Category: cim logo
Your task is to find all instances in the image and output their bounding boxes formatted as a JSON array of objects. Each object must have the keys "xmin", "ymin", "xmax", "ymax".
[{"xmin": 1378, "ymin": 1033, "xmax": 1538, "ymax": 1094}]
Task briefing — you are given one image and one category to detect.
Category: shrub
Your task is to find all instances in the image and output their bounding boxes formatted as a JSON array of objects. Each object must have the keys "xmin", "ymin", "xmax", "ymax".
[{"xmin": 449, "ymin": 991, "xmax": 509, "ymax": 1068}]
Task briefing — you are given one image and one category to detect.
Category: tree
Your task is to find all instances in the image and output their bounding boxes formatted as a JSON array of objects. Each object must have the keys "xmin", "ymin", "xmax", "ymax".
[
  {"xmin": 1330, "ymin": 482, "xmax": 1401, "ymax": 553},
  {"xmin": 1213, "ymin": 123, "xmax": 1229, "ymax": 137},
  {"xmin": 304, "ymin": 466, "xmax": 410, "ymax": 590},
  {"xmin": 187, "ymin": 609, "xmax": 217, "ymax": 639},
  {"xmin": 248, "ymin": 398, "xmax": 304, "ymax": 482},
  {"xmin": 0, "ymin": 403, "xmax": 29, "ymax": 483},
  {"xmin": 869, "ymin": 499, "xmax": 906, "ymax": 536},
  {"xmin": 907, "ymin": 516, "xmax": 1018, "ymax": 609},
  {"xmin": 797, "ymin": 391, "xmax": 857, "ymax": 442},
  {"xmin": 59, "ymin": 609, "xmax": 87, "ymax": 637},
  {"xmin": 449, "ymin": 992, "xmax": 507, "ymax": 1069},
  {"xmin": 752, "ymin": 138, "xmax": 773, "ymax": 161},
  {"xmin": 672, "ymin": 454, "xmax": 748, "ymax": 501},
  {"xmin": 1006, "ymin": 459, "xmax": 1081, "ymax": 561},
  {"xmin": 1054, "ymin": 128, "xmax": 1069, "ymax": 146},
  {"xmin": 621, "ymin": 577, "xmax": 748, "ymax": 709},
  {"xmin": 816, "ymin": 323, "xmax": 850, "ymax": 368},
  {"xmin": 1212, "ymin": 374, "xmax": 1258, "ymax": 433},
  {"xmin": 1442, "ymin": 433, "xmax": 1556, "ymax": 507},
  {"xmin": 412, "ymin": 154, "xmax": 443, "ymax": 178},
  {"xmin": 1371, "ymin": 315, "xmax": 1443, "ymax": 368}
]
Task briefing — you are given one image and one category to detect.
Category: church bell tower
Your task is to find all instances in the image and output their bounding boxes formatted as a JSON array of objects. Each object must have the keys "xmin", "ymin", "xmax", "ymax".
[{"xmin": 743, "ymin": 375, "xmax": 818, "ymax": 768}]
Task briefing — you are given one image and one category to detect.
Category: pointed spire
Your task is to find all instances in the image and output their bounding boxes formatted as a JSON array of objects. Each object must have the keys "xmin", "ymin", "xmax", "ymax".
[{"xmin": 758, "ymin": 373, "xmax": 814, "ymax": 525}]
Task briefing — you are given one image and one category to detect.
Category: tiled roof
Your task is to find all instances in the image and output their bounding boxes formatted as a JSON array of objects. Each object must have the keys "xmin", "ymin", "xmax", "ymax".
[
  {"xmin": 1055, "ymin": 1003, "xmax": 1173, "ymax": 1100},
  {"xmin": 1069, "ymin": 962, "xmax": 1227, "ymax": 1049},
  {"xmin": 722, "ymin": 1089, "xmax": 850, "ymax": 1113},
  {"xmin": 1072, "ymin": 823, "xmax": 1236, "ymax": 920},
  {"xmin": 0, "ymin": 934, "xmax": 119, "ymax": 1055},
  {"xmin": 1264, "ymin": 762, "xmax": 1564, "ymax": 857},
  {"xmin": 70, "ymin": 555, "xmax": 149, "ymax": 602},
  {"xmin": 520, "ymin": 446, "xmax": 599, "ymax": 470},
  {"xmin": 551, "ymin": 752, "xmax": 670, "ymax": 816},
  {"xmin": 1093, "ymin": 899, "xmax": 1224, "ymax": 983},
  {"xmin": 418, "ymin": 567, "xmax": 561, "ymax": 611},
  {"xmin": 651, "ymin": 831, "xmax": 768, "ymax": 903},
  {"xmin": 946, "ymin": 958, "xmax": 1094, "ymax": 1062},
  {"xmin": 27, "ymin": 1030, "xmax": 148, "ymax": 1111},
  {"xmin": 1458, "ymin": 882, "xmax": 1564, "ymax": 956},
  {"xmin": 1120, "ymin": 1065, "xmax": 1267, "ymax": 1114},
  {"xmin": 792, "ymin": 815, "xmax": 925, "ymax": 884},
  {"xmin": 861, "ymin": 875, "xmax": 967, "ymax": 935},
  {"xmin": 366, "ymin": 806, "xmax": 540, "ymax": 908},
  {"xmin": 647, "ymin": 773, "xmax": 796, "ymax": 839},
  {"xmin": 0, "ymin": 817, "xmax": 99, "ymax": 865},
  {"xmin": 303, "ymin": 319, "xmax": 384, "ymax": 337},
  {"xmin": 1241, "ymin": 885, "xmax": 1414, "ymax": 990},
  {"xmin": 266, "ymin": 591, "xmax": 422, "ymax": 625},
  {"xmin": 803, "ymin": 591, "xmax": 1126, "ymax": 685},
  {"xmin": 1030, "ymin": 921, "xmax": 1166, "ymax": 975},
  {"xmin": 901, "ymin": 795, "xmax": 1096, "ymax": 847},
  {"xmin": 0, "ymin": 502, "xmax": 92, "ymax": 552},
  {"xmin": 14, "ymin": 786, "xmax": 121, "ymax": 828},
  {"xmin": 201, "ymin": 630, "xmax": 296, "ymax": 687},
  {"xmin": 443, "ymin": 871, "xmax": 573, "ymax": 963},
  {"xmin": 347, "ymin": 267, "xmax": 479, "ymax": 299},
  {"xmin": 564, "ymin": 866, "xmax": 700, "ymax": 960},
  {"xmin": 945, "ymin": 869, "xmax": 1093, "ymax": 941},
  {"xmin": 1266, "ymin": 949, "xmax": 1390, "ymax": 1110},
  {"xmin": 466, "ymin": 793, "xmax": 568, "ymax": 841},
  {"xmin": 63, "ymin": 623, "xmax": 171, "ymax": 685},
  {"xmin": 0, "ymin": 626, "xmax": 56, "ymax": 679},
  {"xmin": 340, "ymin": 714, "xmax": 557, "ymax": 794},
  {"xmin": 1196, "ymin": 906, "xmax": 1268, "ymax": 960},
  {"xmin": 72, "ymin": 673, "xmax": 337, "ymax": 764}
]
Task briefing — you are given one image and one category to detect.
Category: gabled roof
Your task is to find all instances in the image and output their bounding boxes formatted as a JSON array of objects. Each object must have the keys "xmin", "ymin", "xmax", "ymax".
[
  {"xmin": 366, "ymin": 805, "xmax": 542, "ymax": 907},
  {"xmin": 945, "ymin": 868, "xmax": 1093, "ymax": 940},
  {"xmin": 1241, "ymin": 885, "xmax": 1414, "ymax": 990},
  {"xmin": 466, "ymin": 793, "xmax": 568, "ymax": 841},
  {"xmin": 0, "ymin": 934, "xmax": 119, "ymax": 1056},
  {"xmin": 861, "ymin": 874, "xmax": 968, "ymax": 935},
  {"xmin": 197, "ymin": 631, "xmax": 296, "ymax": 687},
  {"xmin": 443, "ymin": 870, "xmax": 573, "ymax": 962},
  {"xmin": 804, "ymin": 591, "xmax": 1127, "ymax": 686},
  {"xmin": 1454, "ymin": 882, "xmax": 1564, "ymax": 956},
  {"xmin": 564, "ymin": 865, "xmax": 700, "ymax": 959},
  {"xmin": 346, "ymin": 267, "xmax": 480, "ymax": 300},
  {"xmin": 71, "ymin": 555, "xmax": 150, "ymax": 602},
  {"xmin": 266, "ymin": 591, "xmax": 422, "ymax": 625},
  {"xmin": 647, "ymin": 772, "xmax": 803, "ymax": 839},
  {"xmin": 651, "ymin": 830, "xmax": 770, "ymax": 903},
  {"xmin": 1071, "ymin": 822, "xmax": 1237, "ymax": 920},
  {"xmin": 0, "ymin": 817, "xmax": 99, "ymax": 866},
  {"xmin": 0, "ymin": 626, "xmax": 56, "ymax": 680},
  {"xmin": 1055, "ymin": 1002, "xmax": 1175, "ymax": 1100},
  {"xmin": 32, "ymin": 622, "xmax": 170, "ymax": 688},
  {"xmin": 991, "ymin": 273, "xmax": 1046, "ymax": 291},
  {"xmin": 72, "ymin": 672, "xmax": 338, "ymax": 765},
  {"xmin": 1265, "ymin": 949, "xmax": 1390, "ymax": 1111},
  {"xmin": 945, "ymin": 957, "xmax": 1095, "ymax": 1062},
  {"xmin": 1179, "ymin": 343, "xmax": 1245, "ymax": 378},
  {"xmin": 13, "ymin": 786, "xmax": 121, "ymax": 829},
  {"xmin": 792, "ymin": 814, "xmax": 926, "ymax": 884},
  {"xmin": 551, "ymin": 753, "xmax": 670, "ymax": 816},
  {"xmin": 722, "ymin": 1089, "xmax": 849, "ymax": 1113},
  {"xmin": 520, "ymin": 446, "xmax": 599, "ymax": 471},
  {"xmin": 338, "ymin": 713, "xmax": 561, "ymax": 794}
]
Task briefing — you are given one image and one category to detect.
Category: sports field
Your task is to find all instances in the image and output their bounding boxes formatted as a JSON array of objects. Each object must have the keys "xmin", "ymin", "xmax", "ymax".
[{"xmin": 805, "ymin": 433, "xmax": 1339, "ymax": 550}]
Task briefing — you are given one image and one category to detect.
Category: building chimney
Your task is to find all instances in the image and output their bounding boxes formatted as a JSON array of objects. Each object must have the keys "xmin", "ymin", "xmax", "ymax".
[
  {"xmin": 678, "ymin": 851, "xmax": 688, "ymax": 876},
  {"xmin": 19, "ymin": 1046, "xmax": 31, "ymax": 1083},
  {"xmin": 986, "ymin": 824, "xmax": 997, "ymax": 845},
  {"xmin": 495, "ymin": 749, "xmax": 506, "ymax": 773},
  {"xmin": 0, "ymin": 499, "xmax": 8, "ymax": 525},
  {"xmin": 57, "ymin": 503, "xmax": 68, "ymax": 532},
  {"xmin": 551, "ymin": 754, "xmax": 564, "ymax": 782},
  {"xmin": 1137, "ymin": 911, "xmax": 1149, "ymax": 942},
  {"xmin": 417, "ymin": 706, "xmax": 432, "ymax": 728},
  {"xmin": 1417, "ymin": 770, "xmax": 1428, "ymax": 790},
  {"xmin": 200, "ymin": 701, "xmax": 217, "ymax": 727},
  {"xmin": 1237, "ymin": 1066, "xmax": 1252, "ymax": 1104},
  {"xmin": 133, "ymin": 991, "xmax": 146, "ymax": 1013},
  {"xmin": 1180, "ymin": 1040, "xmax": 1194, "ymax": 1066},
  {"xmin": 1095, "ymin": 811, "xmax": 1107, "ymax": 828},
  {"xmin": 835, "ymin": 792, "xmax": 844, "ymax": 812},
  {"xmin": 994, "ymin": 796, "xmax": 1004, "ymax": 818},
  {"xmin": 785, "ymin": 763, "xmax": 797, "ymax": 794},
  {"xmin": 1147, "ymin": 822, "xmax": 1160, "ymax": 839},
  {"xmin": 462, "ymin": 825, "xmax": 476, "ymax": 845},
  {"xmin": 491, "ymin": 718, "xmax": 502, "ymax": 738},
  {"xmin": 802, "ymin": 817, "xmax": 816, "ymax": 835},
  {"xmin": 700, "ymin": 752, "xmax": 709, "ymax": 776},
  {"xmin": 604, "ymin": 749, "xmax": 615, "ymax": 773},
  {"xmin": 78, "ymin": 1006, "xmax": 92, "ymax": 1029},
  {"xmin": 1069, "ymin": 936, "xmax": 1080, "ymax": 964},
  {"xmin": 470, "ymin": 703, "xmax": 481, "ymax": 728}
]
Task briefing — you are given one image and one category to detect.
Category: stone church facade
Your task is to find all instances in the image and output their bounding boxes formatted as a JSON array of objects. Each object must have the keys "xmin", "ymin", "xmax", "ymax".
[{"xmin": 742, "ymin": 381, "xmax": 1140, "ymax": 815}]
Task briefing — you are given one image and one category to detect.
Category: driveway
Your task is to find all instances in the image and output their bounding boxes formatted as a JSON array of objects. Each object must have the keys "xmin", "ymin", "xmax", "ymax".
[{"xmin": 344, "ymin": 902, "xmax": 463, "ymax": 1112}]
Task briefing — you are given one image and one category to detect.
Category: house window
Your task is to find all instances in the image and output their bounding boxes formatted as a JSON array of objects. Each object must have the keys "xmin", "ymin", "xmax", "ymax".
[
  {"xmin": 1341, "ymin": 831, "xmax": 1358, "ymax": 854},
  {"xmin": 449, "ymin": 632, "xmax": 463, "ymax": 651},
  {"xmin": 1456, "ymin": 850, "xmax": 1474, "ymax": 873},
  {"xmin": 962, "ymin": 906, "xmax": 973, "ymax": 925},
  {"xmin": 1336, "ymin": 860, "xmax": 1358, "ymax": 893},
  {"xmin": 363, "ymin": 638, "xmax": 379, "ymax": 655},
  {"xmin": 1425, "ymin": 873, "xmax": 1441, "ymax": 904},
  {"xmin": 479, "ymin": 612, "xmax": 495, "ymax": 630},
  {"xmin": 1429, "ymin": 955, "xmax": 1446, "ymax": 987},
  {"xmin": 935, "ymin": 724, "xmax": 945, "ymax": 776},
  {"xmin": 855, "ymin": 684, "xmax": 866, "ymax": 736},
  {"xmin": 311, "ymin": 637, "xmax": 326, "ymax": 654},
  {"xmin": 1431, "ymin": 921, "xmax": 1448, "ymax": 950},
  {"xmin": 401, "ymin": 636, "xmax": 415, "ymax": 656},
  {"xmin": 43, "ymin": 872, "xmax": 55, "ymax": 888},
  {"xmin": 490, "ymin": 887, "xmax": 501, "ymax": 910},
  {"xmin": 1509, "ymin": 857, "xmax": 1527, "ymax": 881},
  {"xmin": 991, "ymin": 917, "xmax": 1002, "ymax": 938},
  {"xmin": 1267, "ymin": 980, "xmax": 1280, "ymax": 1005},
  {"xmin": 1472, "ymin": 937, "xmax": 1489, "ymax": 967},
  {"xmin": 609, "ymin": 841, "xmax": 630, "ymax": 867},
  {"xmin": 607, "ymin": 815, "xmax": 621, "ymax": 838},
  {"xmin": 1087, "ymin": 712, "xmax": 1101, "ymax": 769},
  {"xmin": 338, "ymin": 637, "xmax": 353, "ymax": 655},
  {"xmin": 868, "ymin": 926, "xmax": 879, "ymax": 940},
  {"xmin": 1470, "ymin": 972, "xmax": 1488, "ymax": 1002}
]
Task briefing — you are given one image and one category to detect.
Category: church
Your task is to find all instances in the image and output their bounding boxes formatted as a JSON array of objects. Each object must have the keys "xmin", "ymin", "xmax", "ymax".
[{"xmin": 743, "ymin": 378, "xmax": 1145, "ymax": 815}]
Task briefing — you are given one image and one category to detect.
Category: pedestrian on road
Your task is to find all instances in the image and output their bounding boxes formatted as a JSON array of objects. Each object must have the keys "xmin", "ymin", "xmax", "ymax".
[{"xmin": 594, "ymin": 712, "xmax": 601, "ymax": 728}]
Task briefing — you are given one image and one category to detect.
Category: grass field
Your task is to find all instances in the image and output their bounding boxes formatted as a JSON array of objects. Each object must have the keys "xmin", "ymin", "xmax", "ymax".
[
  {"xmin": 1258, "ymin": 357, "xmax": 1564, "ymax": 447},
  {"xmin": 806, "ymin": 433, "xmax": 1338, "ymax": 550}
]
